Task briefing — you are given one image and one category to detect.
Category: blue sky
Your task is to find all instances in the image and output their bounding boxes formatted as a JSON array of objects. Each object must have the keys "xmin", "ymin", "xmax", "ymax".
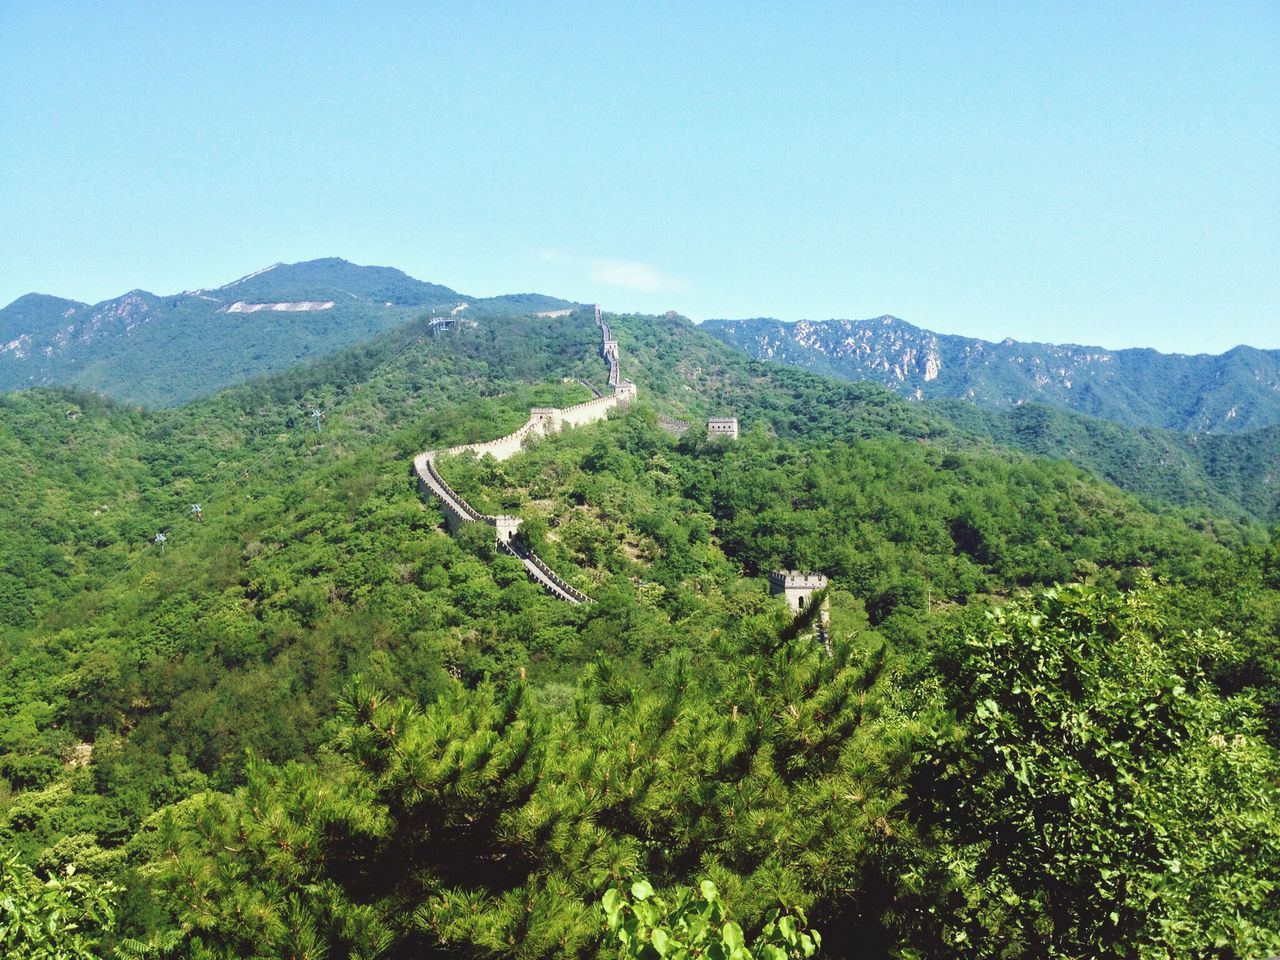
[{"xmin": 2, "ymin": 1, "xmax": 1276, "ymax": 353}]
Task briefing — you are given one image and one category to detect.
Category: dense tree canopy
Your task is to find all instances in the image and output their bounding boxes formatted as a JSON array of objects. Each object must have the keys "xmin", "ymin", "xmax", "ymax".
[{"xmin": 1, "ymin": 308, "xmax": 1278, "ymax": 957}]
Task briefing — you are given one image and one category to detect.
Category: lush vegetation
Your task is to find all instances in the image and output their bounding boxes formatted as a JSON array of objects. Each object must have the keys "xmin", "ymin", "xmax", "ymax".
[
  {"xmin": 703, "ymin": 315, "xmax": 1280, "ymax": 433},
  {"xmin": 936, "ymin": 399, "xmax": 1280, "ymax": 523},
  {"xmin": 602, "ymin": 879, "xmax": 821, "ymax": 960},
  {"xmin": 609, "ymin": 311, "xmax": 1280, "ymax": 525},
  {"xmin": 0, "ymin": 259, "xmax": 574, "ymax": 406},
  {"xmin": 0, "ymin": 853, "xmax": 119, "ymax": 959},
  {"xmin": 907, "ymin": 582, "xmax": 1280, "ymax": 957},
  {"xmin": 1, "ymin": 307, "xmax": 1278, "ymax": 957}
]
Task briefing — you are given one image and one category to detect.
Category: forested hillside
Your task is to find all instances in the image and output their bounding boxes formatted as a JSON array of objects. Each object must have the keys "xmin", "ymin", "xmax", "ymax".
[
  {"xmin": 0, "ymin": 258, "xmax": 575, "ymax": 406},
  {"xmin": 703, "ymin": 314, "xmax": 1280, "ymax": 433},
  {"xmin": 610, "ymin": 312, "xmax": 1280, "ymax": 524},
  {"xmin": 935, "ymin": 400, "xmax": 1280, "ymax": 524},
  {"xmin": 2, "ymin": 308, "xmax": 1279, "ymax": 958}
]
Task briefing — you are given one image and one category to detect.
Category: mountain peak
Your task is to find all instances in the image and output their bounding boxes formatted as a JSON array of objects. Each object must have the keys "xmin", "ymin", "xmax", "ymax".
[
  {"xmin": 703, "ymin": 315, "xmax": 1280, "ymax": 434},
  {"xmin": 218, "ymin": 262, "xmax": 285, "ymax": 290},
  {"xmin": 0, "ymin": 293, "xmax": 91, "ymax": 342},
  {"xmin": 0, "ymin": 259, "xmax": 573, "ymax": 406},
  {"xmin": 3, "ymin": 292, "xmax": 89, "ymax": 312}
]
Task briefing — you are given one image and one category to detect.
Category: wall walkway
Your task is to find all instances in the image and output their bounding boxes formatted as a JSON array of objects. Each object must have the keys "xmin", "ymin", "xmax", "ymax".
[{"xmin": 413, "ymin": 305, "xmax": 637, "ymax": 604}]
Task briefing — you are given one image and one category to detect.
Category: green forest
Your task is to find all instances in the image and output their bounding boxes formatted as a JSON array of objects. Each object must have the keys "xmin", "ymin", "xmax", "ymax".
[
  {"xmin": 1, "ymin": 308, "xmax": 1278, "ymax": 958},
  {"xmin": 0, "ymin": 259, "xmax": 578, "ymax": 407}
]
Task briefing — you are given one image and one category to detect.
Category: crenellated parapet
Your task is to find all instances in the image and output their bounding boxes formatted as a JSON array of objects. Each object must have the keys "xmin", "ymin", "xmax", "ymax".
[
  {"xmin": 413, "ymin": 305, "xmax": 637, "ymax": 603},
  {"xmin": 412, "ymin": 452, "xmax": 523, "ymax": 540},
  {"xmin": 500, "ymin": 538, "xmax": 591, "ymax": 604},
  {"xmin": 769, "ymin": 570, "xmax": 829, "ymax": 613}
]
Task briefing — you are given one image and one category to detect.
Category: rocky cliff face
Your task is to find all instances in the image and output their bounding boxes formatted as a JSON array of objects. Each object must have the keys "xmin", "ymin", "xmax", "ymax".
[{"xmin": 702, "ymin": 315, "xmax": 1280, "ymax": 434}]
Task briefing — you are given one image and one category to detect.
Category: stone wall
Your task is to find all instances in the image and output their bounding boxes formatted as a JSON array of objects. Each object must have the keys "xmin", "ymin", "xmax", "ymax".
[
  {"xmin": 413, "ymin": 304, "xmax": 637, "ymax": 603},
  {"xmin": 559, "ymin": 393, "xmax": 620, "ymax": 428}
]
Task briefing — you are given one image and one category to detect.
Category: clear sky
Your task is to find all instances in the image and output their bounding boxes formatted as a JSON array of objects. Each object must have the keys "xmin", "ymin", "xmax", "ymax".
[{"xmin": 2, "ymin": 1, "xmax": 1276, "ymax": 353}]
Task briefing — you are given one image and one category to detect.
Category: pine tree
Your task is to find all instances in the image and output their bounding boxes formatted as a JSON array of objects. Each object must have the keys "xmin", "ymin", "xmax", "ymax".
[{"xmin": 141, "ymin": 610, "xmax": 916, "ymax": 958}]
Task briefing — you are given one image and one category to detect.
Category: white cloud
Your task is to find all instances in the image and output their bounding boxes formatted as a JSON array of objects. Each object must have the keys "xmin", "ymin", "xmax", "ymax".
[
  {"xmin": 532, "ymin": 248, "xmax": 688, "ymax": 295},
  {"xmin": 588, "ymin": 257, "xmax": 687, "ymax": 293},
  {"xmin": 537, "ymin": 247, "xmax": 570, "ymax": 264}
]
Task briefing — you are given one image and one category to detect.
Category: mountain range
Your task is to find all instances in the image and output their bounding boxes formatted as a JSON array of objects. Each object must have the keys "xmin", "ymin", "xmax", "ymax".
[
  {"xmin": 0, "ymin": 258, "xmax": 574, "ymax": 406},
  {"xmin": 702, "ymin": 315, "xmax": 1280, "ymax": 434},
  {"xmin": 6, "ymin": 300, "xmax": 1278, "ymax": 956},
  {"xmin": 2, "ymin": 259, "xmax": 1277, "ymax": 521}
]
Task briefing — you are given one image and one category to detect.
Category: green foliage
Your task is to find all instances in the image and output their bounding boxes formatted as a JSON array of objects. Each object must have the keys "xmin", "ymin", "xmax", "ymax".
[
  {"xmin": 705, "ymin": 315, "xmax": 1280, "ymax": 434},
  {"xmin": 0, "ymin": 854, "xmax": 118, "ymax": 959},
  {"xmin": 2, "ymin": 303, "xmax": 1279, "ymax": 957},
  {"xmin": 936, "ymin": 399, "xmax": 1280, "ymax": 523},
  {"xmin": 602, "ymin": 878, "xmax": 820, "ymax": 960},
  {"xmin": 703, "ymin": 317, "xmax": 1280, "ymax": 522},
  {"xmin": 899, "ymin": 579, "xmax": 1280, "ymax": 958},
  {"xmin": 0, "ymin": 389, "xmax": 154, "ymax": 627},
  {"xmin": 136, "ymin": 612, "xmax": 910, "ymax": 958}
]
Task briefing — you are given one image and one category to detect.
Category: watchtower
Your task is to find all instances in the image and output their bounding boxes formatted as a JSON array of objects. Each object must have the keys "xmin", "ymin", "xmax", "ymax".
[
  {"xmin": 529, "ymin": 407, "xmax": 563, "ymax": 434},
  {"xmin": 491, "ymin": 515, "xmax": 522, "ymax": 544},
  {"xmin": 769, "ymin": 570, "xmax": 828, "ymax": 613},
  {"xmin": 707, "ymin": 417, "xmax": 739, "ymax": 440}
]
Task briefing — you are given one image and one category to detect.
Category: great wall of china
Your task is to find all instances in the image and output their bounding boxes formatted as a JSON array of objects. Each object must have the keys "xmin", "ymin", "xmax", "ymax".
[
  {"xmin": 413, "ymin": 307, "xmax": 832, "ymax": 625},
  {"xmin": 413, "ymin": 305, "xmax": 635, "ymax": 604}
]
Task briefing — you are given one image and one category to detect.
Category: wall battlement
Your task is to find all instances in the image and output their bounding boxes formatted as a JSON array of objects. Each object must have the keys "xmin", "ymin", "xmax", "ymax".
[
  {"xmin": 769, "ymin": 570, "xmax": 829, "ymax": 615},
  {"xmin": 414, "ymin": 305, "xmax": 638, "ymax": 603},
  {"xmin": 769, "ymin": 571, "xmax": 829, "ymax": 589}
]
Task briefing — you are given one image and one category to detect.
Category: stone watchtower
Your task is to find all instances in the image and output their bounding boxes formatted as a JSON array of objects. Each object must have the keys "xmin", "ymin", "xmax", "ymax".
[
  {"xmin": 491, "ymin": 515, "xmax": 522, "ymax": 544},
  {"xmin": 707, "ymin": 417, "xmax": 739, "ymax": 440},
  {"xmin": 769, "ymin": 570, "xmax": 828, "ymax": 613},
  {"xmin": 771, "ymin": 570, "xmax": 831, "ymax": 653}
]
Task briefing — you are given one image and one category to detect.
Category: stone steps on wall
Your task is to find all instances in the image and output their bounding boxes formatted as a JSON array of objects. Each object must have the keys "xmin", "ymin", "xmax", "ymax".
[
  {"xmin": 499, "ymin": 539, "xmax": 591, "ymax": 604},
  {"xmin": 412, "ymin": 305, "xmax": 631, "ymax": 604}
]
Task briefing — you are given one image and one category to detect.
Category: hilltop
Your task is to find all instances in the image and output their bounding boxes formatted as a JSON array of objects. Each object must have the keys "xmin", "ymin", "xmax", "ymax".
[
  {"xmin": 0, "ymin": 258, "xmax": 576, "ymax": 406},
  {"xmin": 703, "ymin": 314, "xmax": 1280, "ymax": 433},
  {"xmin": 2, "ymin": 304, "xmax": 1279, "ymax": 957},
  {"xmin": 938, "ymin": 399, "xmax": 1280, "ymax": 523}
]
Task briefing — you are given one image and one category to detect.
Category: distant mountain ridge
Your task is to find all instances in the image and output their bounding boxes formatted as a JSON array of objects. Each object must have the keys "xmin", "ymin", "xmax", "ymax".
[
  {"xmin": 933, "ymin": 399, "xmax": 1280, "ymax": 523},
  {"xmin": 0, "ymin": 258, "xmax": 576, "ymax": 407},
  {"xmin": 702, "ymin": 315, "xmax": 1280, "ymax": 434}
]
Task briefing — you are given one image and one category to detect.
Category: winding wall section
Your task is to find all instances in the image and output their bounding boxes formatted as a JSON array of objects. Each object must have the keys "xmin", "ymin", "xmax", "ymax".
[{"xmin": 413, "ymin": 305, "xmax": 636, "ymax": 604}]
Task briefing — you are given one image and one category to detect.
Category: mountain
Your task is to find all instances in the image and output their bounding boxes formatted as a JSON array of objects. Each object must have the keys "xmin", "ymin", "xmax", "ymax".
[
  {"xmin": 936, "ymin": 400, "xmax": 1280, "ymax": 523},
  {"xmin": 701, "ymin": 315, "xmax": 1280, "ymax": 433},
  {"xmin": 5, "ymin": 273, "xmax": 1275, "ymax": 524},
  {"xmin": 0, "ymin": 258, "xmax": 576, "ymax": 407},
  {"xmin": 3, "ymin": 305, "xmax": 1278, "ymax": 956}
]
